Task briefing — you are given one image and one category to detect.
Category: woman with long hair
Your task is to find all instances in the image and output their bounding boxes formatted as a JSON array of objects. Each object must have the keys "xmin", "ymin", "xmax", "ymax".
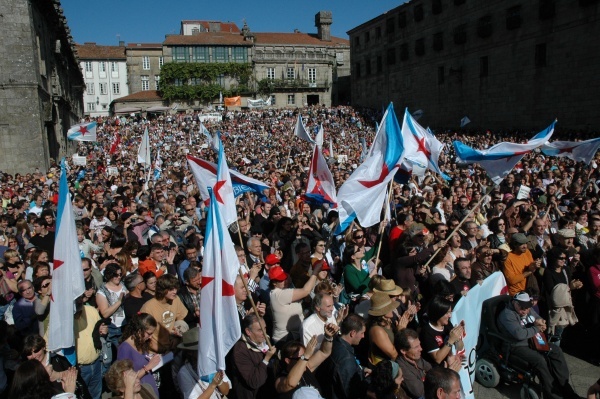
[
  {"xmin": 117, "ymin": 313, "xmax": 161, "ymax": 396},
  {"xmin": 96, "ymin": 262, "xmax": 127, "ymax": 361},
  {"xmin": 342, "ymin": 244, "xmax": 376, "ymax": 298},
  {"xmin": 487, "ymin": 217, "xmax": 508, "ymax": 250},
  {"xmin": 8, "ymin": 359, "xmax": 76, "ymax": 399},
  {"xmin": 142, "ymin": 272, "xmax": 157, "ymax": 297}
]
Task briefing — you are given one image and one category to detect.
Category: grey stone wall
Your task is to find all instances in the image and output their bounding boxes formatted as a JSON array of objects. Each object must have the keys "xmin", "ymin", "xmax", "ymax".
[{"xmin": 348, "ymin": 0, "xmax": 600, "ymax": 131}]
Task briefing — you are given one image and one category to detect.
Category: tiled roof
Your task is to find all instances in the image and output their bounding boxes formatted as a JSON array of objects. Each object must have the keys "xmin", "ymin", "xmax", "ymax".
[
  {"xmin": 181, "ymin": 21, "xmax": 241, "ymax": 33},
  {"xmin": 115, "ymin": 90, "xmax": 162, "ymax": 102},
  {"xmin": 76, "ymin": 43, "xmax": 127, "ymax": 60},
  {"xmin": 126, "ymin": 43, "xmax": 163, "ymax": 49},
  {"xmin": 253, "ymin": 33, "xmax": 349, "ymax": 47},
  {"xmin": 163, "ymin": 33, "xmax": 252, "ymax": 46}
]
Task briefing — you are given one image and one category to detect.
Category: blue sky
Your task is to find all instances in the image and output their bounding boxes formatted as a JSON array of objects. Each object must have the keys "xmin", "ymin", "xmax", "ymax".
[{"xmin": 60, "ymin": 0, "xmax": 406, "ymax": 45}]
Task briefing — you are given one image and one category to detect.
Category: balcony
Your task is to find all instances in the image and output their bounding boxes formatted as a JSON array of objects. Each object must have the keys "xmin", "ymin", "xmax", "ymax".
[{"xmin": 258, "ymin": 78, "xmax": 329, "ymax": 93}]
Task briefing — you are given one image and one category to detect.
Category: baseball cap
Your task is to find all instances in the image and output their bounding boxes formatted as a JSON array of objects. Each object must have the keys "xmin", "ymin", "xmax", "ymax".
[
  {"xmin": 268, "ymin": 266, "xmax": 288, "ymax": 282},
  {"xmin": 514, "ymin": 291, "xmax": 533, "ymax": 309},
  {"xmin": 265, "ymin": 254, "xmax": 281, "ymax": 266},
  {"xmin": 311, "ymin": 258, "xmax": 330, "ymax": 271}
]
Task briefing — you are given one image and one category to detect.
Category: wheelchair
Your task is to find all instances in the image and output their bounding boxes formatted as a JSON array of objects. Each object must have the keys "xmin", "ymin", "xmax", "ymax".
[{"xmin": 474, "ymin": 295, "xmax": 542, "ymax": 399}]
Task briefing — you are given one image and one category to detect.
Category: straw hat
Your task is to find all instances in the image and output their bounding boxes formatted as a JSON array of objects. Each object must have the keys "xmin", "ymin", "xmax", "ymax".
[
  {"xmin": 373, "ymin": 279, "xmax": 404, "ymax": 296},
  {"xmin": 368, "ymin": 292, "xmax": 401, "ymax": 316}
]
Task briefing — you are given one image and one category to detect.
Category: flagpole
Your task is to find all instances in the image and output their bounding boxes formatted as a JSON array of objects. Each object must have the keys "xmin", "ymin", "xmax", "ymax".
[
  {"xmin": 423, "ymin": 187, "xmax": 493, "ymax": 270},
  {"xmin": 236, "ymin": 220, "xmax": 272, "ymax": 349},
  {"xmin": 374, "ymin": 180, "xmax": 394, "ymax": 266}
]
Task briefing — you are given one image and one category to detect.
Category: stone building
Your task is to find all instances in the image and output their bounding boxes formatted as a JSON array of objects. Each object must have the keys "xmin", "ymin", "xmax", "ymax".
[
  {"xmin": 348, "ymin": 0, "xmax": 600, "ymax": 130},
  {"xmin": 0, "ymin": 0, "xmax": 83, "ymax": 173},
  {"xmin": 126, "ymin": 42, "xmax": 164, "ymax": 94},
  {"xmin": 251, "ymin": 11, "xmax": 351, "ymax": 108},
  {"xmin": 77, "ymin": 42, "xmax": 129, "ymax": 117}
]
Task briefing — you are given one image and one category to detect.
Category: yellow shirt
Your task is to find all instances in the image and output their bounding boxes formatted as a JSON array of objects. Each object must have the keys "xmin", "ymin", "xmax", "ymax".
[{"xmin": 75, "ymin": 305, "xmax": 102, "ymax": 365}]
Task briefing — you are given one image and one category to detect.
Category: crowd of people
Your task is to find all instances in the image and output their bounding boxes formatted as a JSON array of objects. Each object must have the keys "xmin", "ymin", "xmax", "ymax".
[{"xmin": 0, "ymin": 104, "xmax": 599, "ymax": 399}]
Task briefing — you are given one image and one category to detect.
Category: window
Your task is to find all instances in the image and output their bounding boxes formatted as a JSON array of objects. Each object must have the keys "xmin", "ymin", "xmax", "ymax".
[
  {"xmin": 216, "ymin": 74, "xmax": 225, "ymax": 88},
  {"xmin": 267, "ymin": 67, "xmax": 275, "ymax": 80},
  {"xmin": 376, "ymin": 55, "xmax": 382, "ymax": 73},
  {"xmin": 86, "ymin": 83, "xmax": 94, "ymax": 94},
  {"xmin": 112, "ymin": 83, "xmax": 120, "ymax": 95},
  {"xmin": 232, "ymin": 47, "xmax": 247, "ymax": 62},
  {"xmin": 506, "ymin": 6, "xmax": 522, "ymax": 30},
  {"xmin": 111, "ymin": 62, "xmax": 118, "ymax": 72},
  {"xmin": 454, "ymin": 0, "xmax": 466, "ymax": 4},
  {"xmin": 191, "ymin": 47, "xmax": 208, "ymax": 62},
  {"xmin": 354, "ymin": 36, "xmax": 360, "ymax": 47},
  {"xmin": 286, "ymin": 67, "xmax": 295, "ymax": 79},
  {"xmin": 400, "ymin": 43, "xmax": 409, "ymax": 61},
  {"xmin": 173, "ymin": 47, "xmax": 187, "ymax": 63},
  {"xmin": 387, "ymin": 48, "xmax": 396, "ymax": 65},
  {"xmin": 398, "ymin": 12, "xmax": 407, "ymax": 28},
  {"xmin": 287, "ymin": 94, "xmax": 295, "ymax": 105},
  {"xmin": 477, "ymin": 15, "xmax": 493, "ymax": 38},
  {"xmin": 308, "ymin": 68, "xmax": 316, "ymax": 83},
  {"xmin": 480, "ymin": 56, "xmax": 489, "ymax": 77},
  {"xmin": 190, "ymin": 78, "xmax": 202, "ymax": 86},
  {"xmin": 141, "ymin": 75, "xmax": 149, "ymax": 91},
  {"xmin": 415, "ymin": 38, "xmax": 425, "ymax": 56},
  {"xmin": 99, "ymin": 83, "xmax": 107, "ymax": 95},
  {"xmin": 99, "ymin": 62, "xmax": 106, "ymax": 73},
  {"xmin": 87, "ymin": 103, "xmax": 95, "ymax": 111},
  {"xmin": 386, "ymin": 18, "xmax": 395, "ymax": 35},
  {"xmin": 438, "ymin": 66, "xmax": 445, "ymax": 84},
  {"xmin": 270, "ymin": 95, "xmax": 276, "ymax": 105},
  {"xmin": 213, "ymin": 47, "xmax": 228, "ymax": 62},
  {"xmin": 142, "ymin": 56, "xmax": 150, "ymax": 70},
  {"xmin": 414, "ymin": 4, "xmax": 424, "ymax": 22},
  {"xmin": 580, "ymin": 0, "xmax": 599, "ymax": 6},
  {"xmin": 433, "ymin": 32, "xmax": 444, "ymax": 51},
  {"xmin": 535, "ymin": 43, "xmax": 547, "ymax": 67},
  {"xmin": 539, "ymin": 0, "xmax": 555, "ymax": 19},
  {"xmin": 355, "ymin": 62, "xmax": 361, "ymax": 78},
  {"xmin": 454, "ymin": 24, "xmax": 467, "ymax": 44},
  {"xmin": 365, "ymin": 59, "xmax": 371, "ymax": 75},
  {"xmin": 155, "ymin": 76, "xmax": 160, "ymax": 90},
  {"xmin": 365, "ymin": 31, "xmax": 370, "ymax": 43},
  {"xmin": 84, "ymin": 62, "xmax": 92, "ymax": 72},
  {"xmin": 173, "ymin": 78, "xmax": 184, "ymax": 86},
  {"xmin": 375, "ymin": 27, "xmax": 381, "ymax": 39},
  {"xmin": 159, "ymin": 57, "xmax": 164, "ymax": 69},
  {"xmin": 432, "ymin": 0, "xmax": 443, "ymax": 15}
]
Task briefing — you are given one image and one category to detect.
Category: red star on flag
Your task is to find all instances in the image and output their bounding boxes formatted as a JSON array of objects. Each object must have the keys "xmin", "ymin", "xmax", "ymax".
[
  {"xmin": 53, "ymin": 259, "xmax": 64, "ymax": 270},
  {"xmin": 359, "ymin": 165, "xmax": 390, "ymax": 188},
  {"xmin": 214, "ymin": 180, "xmax": 226, "ymax": 204},
  {"xmin": 416, "ymin": 136, "xmax": 431, "ymax": 159},
  {"xmin": 201, "ymin": 276, "xmax": 234, "ymax": 296},
  {"xmin": 78, "ymin": 124, "xmax": 89, "ymax": 136}
]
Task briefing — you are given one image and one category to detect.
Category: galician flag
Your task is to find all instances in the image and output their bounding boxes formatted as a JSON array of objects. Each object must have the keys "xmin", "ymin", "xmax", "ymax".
[
  {"xmin": 137, "ymin": 127, "xmax": 151, "ymax": 167},
  {"xmin": 198, "ymin": 187, "xmax": 241, "ymax": 377},
  {"xmin": 187, "ymin": 155, "xmax": 269, "ymax": 205},
  {"xmin": 304, "ymin": 144, "xmax": 337, "ymax": 207},
  {"xmin": 214, "ymin": 139, "xmax": 237, "ymax": 225},
  {"xmin": 541, "ymin": 137, "xmax": 600, "ymax": 165},
  {"xmin": 294, "ymin": 114, "xmax": 315, "ymax": 143},
  {"xmin": 453, "ymin": 120, "xmax": 556, "ymax": 185},
  {"xmin": 47, "ymin": 159, "xmax": 86, "ymax": 359},
  {"xmin": 335, "ymin": 103, "xmax": 404, "ymax": 234},
  {"xmin": 67, "ymin": 121, "xmax": 97, "ymax": 142}
]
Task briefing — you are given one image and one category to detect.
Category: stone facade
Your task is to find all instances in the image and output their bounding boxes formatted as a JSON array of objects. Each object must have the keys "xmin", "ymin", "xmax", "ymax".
[
  {"xmin": 348, "ymin": 0, "xmax": 600, "ymax": 130},
  {"xmin": 77, "ymin": 43, "xmax": 129, "ymax": 117},
  {"xmin": 0, "ymin": 0, "xmax": 83, "ymax": 174},
  {"xmin": 126, "ymin": 43, "xmax": 163, "ymax": 95},
  {"xmin": 250, "ymin": 11, "xmax": 351, "ymax": 108}
]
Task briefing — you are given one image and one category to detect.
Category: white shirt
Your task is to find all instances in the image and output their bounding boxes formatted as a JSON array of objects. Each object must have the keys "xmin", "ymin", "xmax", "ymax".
[{"xmin": 301, "ymin": 312, "xmax": 336, "ymax": 350}]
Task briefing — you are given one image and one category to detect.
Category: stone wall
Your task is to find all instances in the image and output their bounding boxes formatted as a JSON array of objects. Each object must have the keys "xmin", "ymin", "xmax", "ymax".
[{"xmin": 348, "ymin": 0, "xmax": 600, "ymax": 130}]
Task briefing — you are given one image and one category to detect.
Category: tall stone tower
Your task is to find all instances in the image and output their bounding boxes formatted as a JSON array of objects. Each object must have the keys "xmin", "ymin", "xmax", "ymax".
[{"xmin": 315, "ymin": 11, "xmax": 332, "ymax": 42}]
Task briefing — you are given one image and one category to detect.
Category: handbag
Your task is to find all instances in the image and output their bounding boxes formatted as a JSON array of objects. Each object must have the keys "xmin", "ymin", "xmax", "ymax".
[{"xmin": 529, "ymin": 331, "xmax": 551, "ymax": 352}]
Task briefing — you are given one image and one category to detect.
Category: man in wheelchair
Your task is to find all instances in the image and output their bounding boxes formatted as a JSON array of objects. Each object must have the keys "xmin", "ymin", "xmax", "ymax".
[{"xmin": 497, "ymin": 291, "xmax": 582, "ymax": 399}]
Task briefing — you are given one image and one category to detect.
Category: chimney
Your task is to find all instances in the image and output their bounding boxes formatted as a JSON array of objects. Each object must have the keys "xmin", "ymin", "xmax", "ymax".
[{"xmin": 315, "ymin": 11, "xmax": 332, "ymax": 41}]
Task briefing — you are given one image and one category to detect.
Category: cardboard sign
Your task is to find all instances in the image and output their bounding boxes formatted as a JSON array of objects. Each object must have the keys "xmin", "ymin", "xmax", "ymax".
[
  {"xmin": 72, "ymin": 155, "xmax": 87, "ymax": 166},
  {"xmin": 107, "ymin": 166, "xmax": 119, "ymax": 176}
]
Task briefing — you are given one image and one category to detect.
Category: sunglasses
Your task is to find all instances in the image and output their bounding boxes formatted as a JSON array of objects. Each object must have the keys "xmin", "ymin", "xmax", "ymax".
[
  {"xmin": 354, "ymin": 235, "xmax": 364, "ymax": 239},
  {"xmin": 82, "ymin": 267, "xmax": 91, "ymax": 272}
]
